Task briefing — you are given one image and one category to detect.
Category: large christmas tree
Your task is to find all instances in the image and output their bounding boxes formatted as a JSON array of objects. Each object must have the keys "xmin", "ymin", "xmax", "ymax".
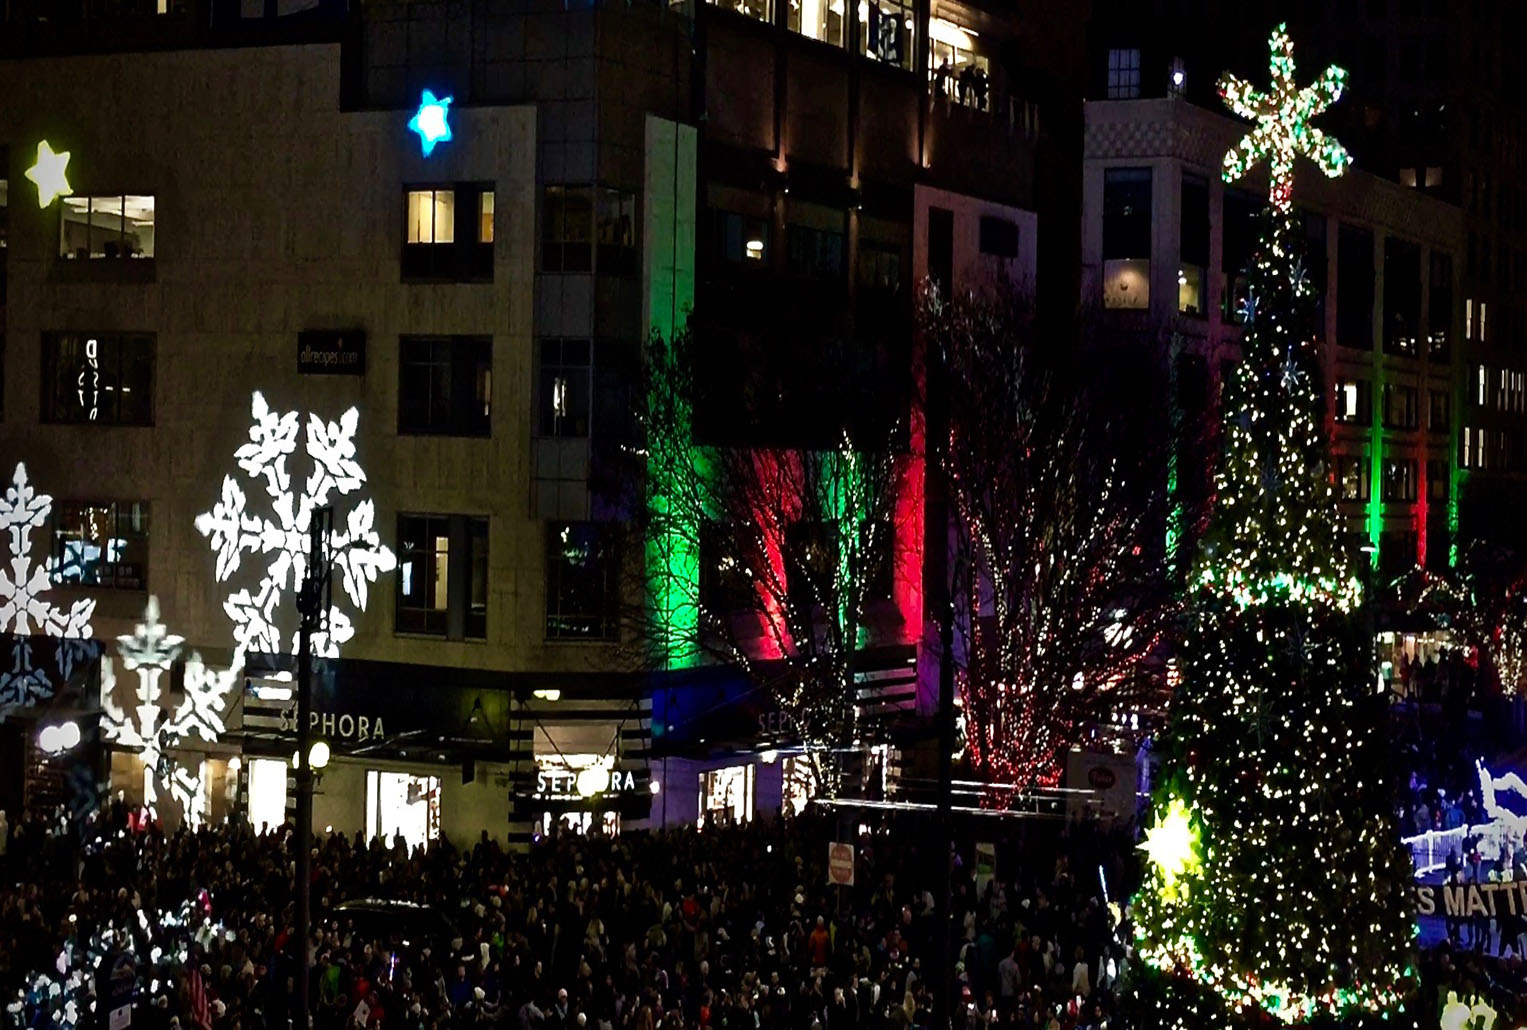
[{"xmin": 1129, "ymin": 25, "xmax": 1417, "ymax": 1027}]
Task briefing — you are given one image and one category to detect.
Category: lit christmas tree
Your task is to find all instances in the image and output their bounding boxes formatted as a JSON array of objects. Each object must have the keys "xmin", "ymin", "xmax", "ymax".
[{"xmin": 1128, "ymin": 25, "xmax": 1417, "ymax": 1027}]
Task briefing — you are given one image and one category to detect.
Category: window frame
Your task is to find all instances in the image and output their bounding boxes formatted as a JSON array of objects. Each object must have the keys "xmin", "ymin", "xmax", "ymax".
[
  {"xmin": 536, "ymin": 338, "xmax": 593, "ymax": 439},
  {"xmin": 545, "ymin": 521, "xmax": 620, "ymax": 642},
  {"xmin": 1106, "ymin": 48, "xmax": 1141, "ymax": 99},
  {"xmin": 58, "ymin": 194, "xmax": 156, "ymax": 261},
  {"xmin": 40, "ymin": 332, "xmax": 156, "ymax": 426},
  {"xmin": 401, "ymin": 183, "xmax": 494, "ymax": 282},
  {"xmin": 397, "ymin": 335, "xmax": 492, "ymax": 438},
  {"xmin": 50, "ymin": 500, "xmax": 150, "ymax": 590},
  {"xmin": 395, "ymin": 513, "xmax": 489, "ymax": 641}
]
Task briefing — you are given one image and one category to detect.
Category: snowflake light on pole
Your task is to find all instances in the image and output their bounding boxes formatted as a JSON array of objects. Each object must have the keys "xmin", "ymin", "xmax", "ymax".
[
  {"xmin": 0, "ymin": 463, "xmax": 97, "ymax": 706},
  {"xmin": 195, "ymin": 391, "xmax": 395, "ymax": 667},
  {"xmin": 100, "ymin": 596, "xmax": 237, "ymax": 827},
  {"xmin": 1218, "ymin": 23, "xmax": 1351, "ymax": 213}
]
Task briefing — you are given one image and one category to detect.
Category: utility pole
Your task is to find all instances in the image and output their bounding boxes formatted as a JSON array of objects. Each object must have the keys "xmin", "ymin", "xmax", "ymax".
[{"xmin": 294, "ymin": 506, "xmax": 332, "ymax": 1030}]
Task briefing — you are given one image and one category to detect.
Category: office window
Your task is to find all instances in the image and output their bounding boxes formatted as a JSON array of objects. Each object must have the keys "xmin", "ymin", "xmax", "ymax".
[
  {"xmin": 929, "ymin": 18, "xmax": 988, "ymax": 109},
  {"xmin": 1106, "ymin": 48, "xmax": 1141, "ymax": 99},
  {"xmin": 1302, "ymin": 210, "xmax": 1329, "ymax": 336},
  {"xmin": 1337, "ymin": 455, "xmax": 1370, "ymax": 501},
  {"xmin": 1427, "ymin": 459, "xmax": 1448, "ymax": 502},
  {"xmin": 596, "ymin": 189, "xmax": 637, "ymax": 276},
  {"xmin": 978, "ymin": 216, "xmax": 1019, "ymax": 259},
  {"xmin": 1222, "ymin": 189, "xmax": 1258, "ymax": 323},
  {"xmin": 403, "ymin": 186, "xmax": 493, "ymax": 280},
  {"xmin": 1428, "ymin": 389, "xmax": 1449, "ymax": 432},
  {"xmin": 1382, "ymin": 238, "xmax": 1421, "ymax": 356},
  {"xmin": 1466, "ymin": 297, "xmax": 1475, "ymax": 340},
  {"xmin": 1102, "ymin": 168, "xmax": 1151, "ymax": 309},
  {"xmin": 784, "ymin": 521, "xmax": 836, "ymax": 605},
  {"xmin": 1382, "ymin": 384, "xmax": 1419, "ymax": 429},
  {"xmin": 41, "ymin": 333, "xmax": 154, "ymax": 425},
  {"xmin": 700, "ymin": 520, "xmax": 755, "ymax": 614},
  {"xmin": 858, "ymin": 242, "xmax": 902, "ymax": 292},
  {"xmin": 396, "ymin": 514, "xmax": 488, "ymax": 640},
  {"xmin": 1474, "ymin": 364, "xmax": 1488, "ymax": 406},
  {"xmin": 60, "ymin": 196, "xmax": 155, "ymax": 259},
  {"xmin": 715, "ymin": 210, "xmax": 770, "ymax": 266},
  {"xmin": 1480, "ymin": 301, "xmax": 1488, "ymax": 342},
  {"xmin": 1179, "ymin": 175, "xmax": 1209, "ymax": 317},
  {"xmin": 787, "ymin": 0, "xmax": 843, "ymax": 46},
  {"xmin": 1428, "ymin": 252, "xmax": 1452, "ymax": 358},
  {"xmin": 543, "ymin": 186, "xmax": 594, "ymax": 273},
  {"xmin": 1382, "ymin": 457, "xmax": 1418, "ymax": 502},
  {"xmin": 398, "ymin": 336, "xmax": 492, "ymax": 437},
  {"xmin": 1, "ymin": 160, "xmax": 7, "ymax": 309},
  {"xmin": 51, "ymin": 501, "xmax": 149, "ymax": 589},
  {"xmin": 701, "ymin": 0, "xmax": 770, "ymax": 22},
  {"xmin": 546, "ymin": 522, "xmax": 619, "ymax": 641},
  {"xmin": 863, "ymin": 0, "xmax": 915, "ymax": 70},
  {"xmin": 1333, "ymin": 378, "xmax": 1371, "ymax": 424},
  {"xmin": 537, "ymin": 339, "xmax": 591, "ymax": 438},
  {"xmin": 787, "ymin": 224, "xmax": 845, "ymax": 279},
  {"xmin": 1337, "ymin": 224, "xmax": 1375, "ymax": 350}
]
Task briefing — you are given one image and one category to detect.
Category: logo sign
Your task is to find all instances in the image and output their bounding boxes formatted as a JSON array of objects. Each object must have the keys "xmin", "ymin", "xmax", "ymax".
[
  {"xmin": 297, "ymin": 331, "xmax": 366, "ymax": 376},
  {"xmin": 827, "ymin": 842, "xmax": 855, "ymax": 887},
  {"xmin": 1088, "ymin": 766, "xmax": 1118, "ymax": 790},
  {"xmin": 535, "ymin": 767, "xmax": 639, "ymax": 801},
  {"xmin": 277, "ymin": 706, "xmax": 387, "ymax": 744}
]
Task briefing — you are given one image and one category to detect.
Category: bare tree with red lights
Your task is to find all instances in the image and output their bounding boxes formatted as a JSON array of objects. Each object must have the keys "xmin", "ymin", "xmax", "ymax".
[{"xmin": 920, "ymin": 288, "xmax": 1179, "ymax": 803}]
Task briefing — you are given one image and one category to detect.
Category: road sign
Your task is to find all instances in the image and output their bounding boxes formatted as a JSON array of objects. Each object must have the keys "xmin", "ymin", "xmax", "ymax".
[{"xmin": 827, "ymin": 841, "xmax": 855, "ymax": 886}]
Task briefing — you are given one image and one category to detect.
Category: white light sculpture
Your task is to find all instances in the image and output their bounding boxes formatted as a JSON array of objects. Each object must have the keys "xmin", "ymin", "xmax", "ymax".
[
  {"xmin": 195, "ymin": 392, "xmax": 396, "ymax": 667},
  {"xmin": 0, "ymin": 463, "xmax": 97, "ymax": 705},
  {"xmin": 100, "ymin": 596, "xmax": 237, "ymax": 828}
]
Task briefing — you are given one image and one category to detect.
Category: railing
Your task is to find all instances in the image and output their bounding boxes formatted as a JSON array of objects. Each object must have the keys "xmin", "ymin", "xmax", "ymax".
[{"xmin": 1400, "ymin": 824, "xmax": 1468, "ymax": 876}]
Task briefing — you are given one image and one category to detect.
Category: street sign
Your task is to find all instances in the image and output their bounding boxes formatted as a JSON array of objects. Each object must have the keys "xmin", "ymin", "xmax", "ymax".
[{"xmin": 827, "ymin": 841, "xmax": 855, "ymax": 886}]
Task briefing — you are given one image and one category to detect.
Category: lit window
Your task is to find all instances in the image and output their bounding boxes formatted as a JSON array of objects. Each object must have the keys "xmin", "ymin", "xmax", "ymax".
[
  {"xmin": 788, "ymin": 0, "xmax": 844, "ymax": 47},
  {"xmin": 246, "ymin": 758, "xmax": 288, "ymax": 835},
  {"xmin": 699, "ymin": 0, "xmax": 771, "ymax": 23},
  {"xmin": 1424, "ymin": 167, "xmax": 1443, "ymax": 188},
  {"xmin": 716, "ymin": 210, "xmax": 770, "ymax": 264},
  {"xmin": 407, "ymin": 189, "xmax": 455, "ymax": 244},
  {"xmin": 366, "ymin": 771, "xmax": 441, "ymax": 851},
  {"xmin": 929, "ymin": 18, "xmax": 989, "ymax": 110},
  {"xmin": 1399, "ymin": 168, "xmax": 1418, "ymax": 188},
  {"xmin": 537, "ymin": 339, "xmax": 591, "ymax": 438},
  {"xmin": 1466, "ymin": 297, "xmax": 1474, "ymax": 339},
  {"xmin": 52, "ymin": 501, "xmax": 149, "ymax": 590},
  {"xmin": 1102, "ymin": 168, "xmax": 1151, "ymax": 309},
  {"xmin": 860, "ymin": 0, "xmax": 914, "ymax": 69},
  {"xmin": 479, "ymin": 191, "xmax": 495, "ymax": 244},
  {"xmin": 1106, "ymin": 48, "xmax": 1141, "ymax": 99},
  {"xmin": 1476, "ymin": 364, "xmax": 1488, "ymax": 406},
  {"xmin": 1177, "ymin": 266, "xmax": 1204, "ymax": 316},
  {"xmin": 397, "ymin": 513, "xmax": 488, "ymax": 640},
  {"xmin": 1481, "ymin": 301, "xmax": 1488, "ymax": 341},
  {"xmin": 59, "ymin": 195, "xmax": 155, "ymax": 259},
  {"xmin": 1333, "ymin": 379, "xmax": 1369, "ymax": 424}
]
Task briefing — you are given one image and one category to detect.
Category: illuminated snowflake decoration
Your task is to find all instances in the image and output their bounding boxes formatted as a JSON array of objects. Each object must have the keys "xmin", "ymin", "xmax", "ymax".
[
  {"xmin": 100, "ymin": 596, "xmax": 236, "ymax": 827},
  {"xmin": 195, "ymin": 391, "xmax": 396, "ymax": 666},
  {"xmin": 0, "ymin": 463, "xmax": 97, "ymax": 706},
  {"xmin": 1238, "ymin": 289, "xmax": 1259, "ymax": 327},
  {"xmin": 1219, "ymin": 23, "xmax": 1351, "ymax": 212}
]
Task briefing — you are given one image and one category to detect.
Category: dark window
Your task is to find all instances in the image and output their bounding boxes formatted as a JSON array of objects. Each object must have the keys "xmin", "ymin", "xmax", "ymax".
[
  {"xmin": 787, "ymin": 224, "xmax": 845, "ymax": 279},
  {"xmin": 398, "ymin": 336, "xmax": 491, "ymax": 437},
  {"xmin": 42, "ymin": 333, "xmax": 154, "ymax": 425},
  {"xmin": 928, "ymin": 207, "xmax": 954, "ymax": 292},
  {"xmin": 1180, "ymin": 175, "xmax": 1210, "ymax": 267},
  {"xmin": 784, "ymin": 521, "xmax": 836, "ymax": 608},
  {"xmin": 714, "ymin": 210, "xmax": 770, "ymax": 266},
  {"xmin": 51, "ymin": 501, "xmax": 149, "ymax": 589},
  {"xmin": 596, "ymin": 189, "xmax": 637, "ymax": 276},
  {"xmin": 1, "ymin": 151, "xmax": 8, "ymax": 308},
  {"xmin": 537, "ymin": 339, "xmax": 591, "ymax": 438},
  {"xmin": 699, "ymin": 520, "xmax": 755, "ymax": 614},
  {"xmin": 546, "ymin": 522, "xmax": 619, "ymax": 641},
  {"xmin": 60, "ymin": 195, "xmax": 155, "ymax": 259},
  {"xmin": 1429, "ymin": 251, "xmax": 1453, "ymax": 358},
  {"xmin": 1383, "ymin": 238, "xmax": 1421, "ymax": 356},
  {"xmin": 1333, "ymin": 378, "xmax": 1371, "ymax": 424},
  {"xmin": 1222, "ymin": 189, "xmax": 1258, "ymax": 324},
  {"xmin": 1382, "ymin": 384, "xmax": 1419, "ymax": 429},
  {"xmin": 978, "ymin": 216, "xmax": 1019, "ymax": 259},
  {"xmin": 543, "ymin": 186, "xmax": 594, "ymax": 273},
  {"xmin": 858, "ymin": 242, "xmax": 902, "ymax": 292},
  {"xmin": 1102, "ymin": 169, "xmax": 1152, "ymax": 260},
  {"xmin": 403, "ymin": 186, "xmax": 493, "ymax": 281},
  {"xmin": 1427, "ymin": 459, "xmax": 1448, "ymax": 501},
  {"xmin": 1428, "ymin": 390, "xmax": 1449, "ymax": 432},
  {"xmin": 1106, "ymin": 48, "xmax": 1141, "ymax": 99},
  {"xmin": 1302, "ymin": 210, "xmax": 1329, "ymax": 335},
  {"xmin": 1382, "ymin": 457, "xmax": 1418, "ymax": 502},
  {"xmin": 396, "ymin": 513, "xmax": 488, "ymax": 640},
  {"xmin": 1337, "ymin": 224, "xmax": 1375, "ymax": 350}
]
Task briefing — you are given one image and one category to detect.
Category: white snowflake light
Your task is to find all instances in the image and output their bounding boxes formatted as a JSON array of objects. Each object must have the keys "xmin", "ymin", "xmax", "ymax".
[
  {"xmin": 0, "ymin": 463, "xmax": 97, "ymax": 705},
  {"xmin": 101, "ymin": 596, "xmax": 237, "ymax": 827},
  {"xmin": 195, "ymin": 392, "xmax": 395, "ymax": 667}
]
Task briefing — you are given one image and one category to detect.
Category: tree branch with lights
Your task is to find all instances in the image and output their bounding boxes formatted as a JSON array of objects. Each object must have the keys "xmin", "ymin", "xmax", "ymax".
[{"xmin": 918, "ymin": 288, "xmax": 1177, "ymax": 801}]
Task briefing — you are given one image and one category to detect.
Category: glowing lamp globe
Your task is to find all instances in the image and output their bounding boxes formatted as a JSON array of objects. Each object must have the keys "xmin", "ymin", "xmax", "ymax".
[{"xmin": 575, "ymin": 766, "xmax": 608, "ymax": 798}]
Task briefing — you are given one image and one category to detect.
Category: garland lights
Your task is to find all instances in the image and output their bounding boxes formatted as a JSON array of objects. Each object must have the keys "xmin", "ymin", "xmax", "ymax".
[{"xmin": 1130, "ymin": 25, "xmax": 1417, "ymax": 1027}]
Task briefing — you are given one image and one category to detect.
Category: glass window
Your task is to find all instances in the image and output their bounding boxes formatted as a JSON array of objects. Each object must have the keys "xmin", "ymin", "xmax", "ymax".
[
  {"xmin": 42, "ymin": 333, "xmax": 154, "ymax": 425},
  {"xmin": 1337, "ymin": 224, "xmax": 1375, "ymax": 350},
  {"xmin": 1106, "ymin": 48, "xmax": 1141, "ymax": 99},
  {"xmin": 59, "ymin": 195, "xmax": 155, "ymax": 259},
  {"xmin": 716, "ymin": 211, "xmax": 770, "ymax": 265},
  {"xmin": 787, "ymin": 224, "xmax": 844, "ymax": 279},
  {"xmin": 1179, "ymin": 175, "xmax": 1210, "ymax": 317},
  {"xmin": 596, "ymin": 189, "xmax": 637, "ymax": 277},
  {"xmin": 1382, "ymin": 457, "xmax": 1418, "ymax": 502},
  {"xmin": 407, "ymin": 189, "xmax": 455, "ymax": 244},
  {"xmin": 546, "ymin": 522, "xmax": 619, "ymax": 641},
  {"xmin": 51, "ymin": 501, "xmax": 149, "ymax": 589},
  {"xmin": 1382, "ymin": 384, "xmax": 1419, "ymax": 429},
  {"xmin": 784, "ymin": 520, "xmax": 836, "ymax": 604},
  {"xmin": 930, "ymin": 18, "xmax": 989, "ymax": 109},
  {"xmin": 787, "ymin": 0, "xmax": 843, "ymax": 47},
  {"xmin": 1333, "ymin": 378, "xmax": 1371, "ymax": 424},
  {"xmin": 396, "ymin": 514, "xmax": 452, "ymax": 636},
  {"xmin": 467, "ymin": 517, "xmax": 488, "ymax": 641},
  {"xmin": 1221, "ymin": 189, "xmax": 1258, "ymax": 324},
  {"xmin": 857, "ymin": 242, "xmax": 901, "ymax": 292},
  {"xmin": 1383, "ymin": 238, "xmax": 1421, "ymax": 356},
  {"xmin": 538, "ymin": 339, "xmax": 591, "ymax": 438},
  {"xmin": 700, "ymin": 0, "xmax": 771, "ymax": 23},
  {"xmin": 479, "ymin": 192, "xmax": 495, "ymax": 244},
  {"xmin": 1102, "ymin": 168, "xmax": 1150, "ymax": 309},
  {"xmin": 1427, "ymin": 459, "xmax": 1449, "ymax": 502},
  {"xmin": 365, "ymin": 771, "xmax": 441, "ymax": 851},
  {"xmin": 1428, "ymin": 251, "xmax": 1452, "ymax": 358},
  {"xmin": 543, "ymin": 186, "xmax": 594, "ymax": 273},
  {"xmin": 978, "ymin": 216, "xmax": 1019, "ymax": 259},
  {"xmin": 1337, "ymin": 454, "xmax": 1370, "ymax": 501},
  {"xmin": 861, "ymin": 0, "xmax": 914, "ymax": 70},
  {"xmin": 1302, "ymin": 210, "xmax": 1329, "ymax": 337},
  {"xmin": 398, "ymin": 336, "xmax": 491, "ymax": 437},
  {"xmin": 700, "ymin": 520, "xmax": 756, "ymax": 615}
]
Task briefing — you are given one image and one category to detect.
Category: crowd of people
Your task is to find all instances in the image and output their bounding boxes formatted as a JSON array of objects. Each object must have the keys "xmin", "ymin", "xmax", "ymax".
[{"xmin": 0, "ymin": 803, "xmax": 1132, "ymax": 1030}]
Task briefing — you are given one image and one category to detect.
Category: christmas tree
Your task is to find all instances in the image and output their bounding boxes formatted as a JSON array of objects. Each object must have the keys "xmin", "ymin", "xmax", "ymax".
[{"xmin": 1128, "ymin": 25, "xmax": 1417, "ymax": 1027}]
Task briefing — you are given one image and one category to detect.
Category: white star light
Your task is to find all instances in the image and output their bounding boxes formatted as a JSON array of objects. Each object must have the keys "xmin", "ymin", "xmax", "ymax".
[
  {"xmin": 0, "ymin": 463, "xmax": 97, "ymax": 706},
  {"xmin": 195, "ymin": 392, "xmax": 396, "ymax": 669},
  {"xmin": 23, "ymin": 141, "xmax": 72, "ymax": 208}
]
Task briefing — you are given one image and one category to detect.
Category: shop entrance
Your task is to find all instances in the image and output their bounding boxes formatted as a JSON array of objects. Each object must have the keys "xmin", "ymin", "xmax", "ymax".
[{"xmin": 366, "ymin": 771, "xmax": 441, "ymax": 850}]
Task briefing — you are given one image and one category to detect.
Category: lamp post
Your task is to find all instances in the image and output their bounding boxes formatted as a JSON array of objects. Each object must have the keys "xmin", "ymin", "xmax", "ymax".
[{"xmin": 294, "ymin": 506, "xmax": 333, "ymax": 1030}]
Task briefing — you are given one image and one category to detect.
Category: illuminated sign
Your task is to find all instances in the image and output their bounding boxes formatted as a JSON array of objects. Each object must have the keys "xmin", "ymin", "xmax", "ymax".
[
  {"xmin": 408, "ymin": 90, "xmax": 454, "ymax": 157},
  {"xmin": 535, "ymin": 767, "xmax": 638, "ymax": 800},
  {"xmin": 25, "ymin": 141, "xmax": 72, "ymax": 208}
]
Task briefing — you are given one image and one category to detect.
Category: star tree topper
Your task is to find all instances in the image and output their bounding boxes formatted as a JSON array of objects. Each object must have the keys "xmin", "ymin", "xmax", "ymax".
[
  {"xmin": 1218, "ymin": 23, "xmax": 1351, "ymax": 212},
  {"xmin": 1139, "ymin": 796, "xmax": 1200, "ymax": 893}
]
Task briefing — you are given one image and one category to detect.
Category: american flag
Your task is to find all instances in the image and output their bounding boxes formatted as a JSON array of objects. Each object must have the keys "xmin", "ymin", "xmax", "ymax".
[{"xmin": 187, "ymin": 966, "xmax": 212, "ymax": 1030}]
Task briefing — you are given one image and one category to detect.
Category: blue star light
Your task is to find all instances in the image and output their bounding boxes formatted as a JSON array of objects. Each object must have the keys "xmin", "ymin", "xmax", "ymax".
[{"xmin": 408, "ymin": 90, "xmax": 454, "ymax": 156}]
